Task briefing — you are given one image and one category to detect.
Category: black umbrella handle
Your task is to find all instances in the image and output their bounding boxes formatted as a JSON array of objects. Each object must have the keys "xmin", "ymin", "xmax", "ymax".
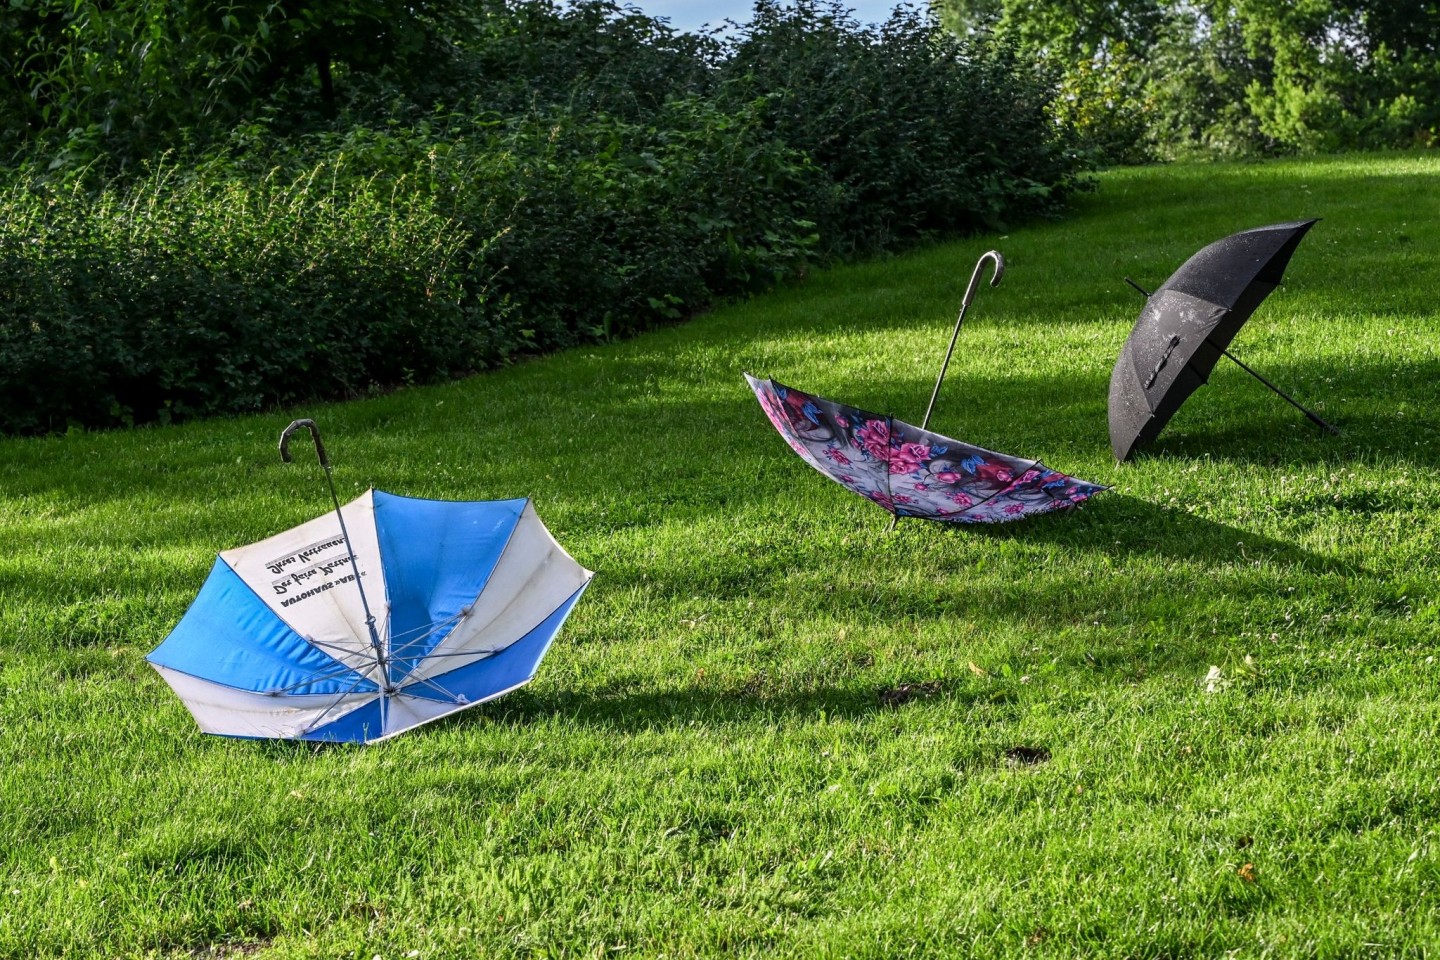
[
  {"xmin": 922, "ymin": 251, "xmax": 1005, "ymax": 432},
  {"xmin": 279, "ymin": 419, "xmax": 330, "ymax": 469},
  {"xmin": 276, "ymin": 418, "xmax": 386, "ymax": 669}
]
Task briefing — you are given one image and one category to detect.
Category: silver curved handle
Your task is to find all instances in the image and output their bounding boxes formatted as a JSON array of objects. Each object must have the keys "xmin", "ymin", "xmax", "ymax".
[
  {"xmin": 962, "ymin": 250, "xmax": 1004, "ymax": 309},
  {"xmin": 918, "ymin": 250, "xmax": 1007, "ymax": 434}
]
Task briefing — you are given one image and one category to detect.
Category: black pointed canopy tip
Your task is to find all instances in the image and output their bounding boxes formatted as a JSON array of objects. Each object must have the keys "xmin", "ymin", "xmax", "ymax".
[{"xmin": 1107, "ymin": 219, "xmax": 1319, "ymax": 462}]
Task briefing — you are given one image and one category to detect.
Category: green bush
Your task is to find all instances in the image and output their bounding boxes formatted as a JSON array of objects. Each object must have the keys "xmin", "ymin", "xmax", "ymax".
[
  {"xmin": 0, "ymin": 163, "xmax": 478, "ymax": 433},
  {"xmin": 456, "ymin": 98, "xmax": 824, "ymax": 348},
  {"xmin": 246, "ymin": 93, "xmax": 825, "ymax": 354},
  {"xmin": 721, "ymin": 1, "xmax": 1086, "ymax": 252},
  {"xmin": 0, "ymin": 1, "xmax": 1089, "ymax": 434}
]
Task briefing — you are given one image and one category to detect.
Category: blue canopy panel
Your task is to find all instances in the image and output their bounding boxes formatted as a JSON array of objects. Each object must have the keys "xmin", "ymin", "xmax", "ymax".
[
  {"xmin": 374, "ymin": 492, "xmax": 527, "ymax": 685},
  {"xmin": 147, "ymin": 558, "xmax": 376, "ymax": 696},
  {"xmin": 301, "ymin": 581, "xmax": 588, "ymax": 743}
]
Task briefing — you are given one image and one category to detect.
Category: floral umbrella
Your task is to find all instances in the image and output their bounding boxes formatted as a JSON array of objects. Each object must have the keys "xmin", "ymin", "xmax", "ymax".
[
  {"xmin": 744, "ymin": 250, "xmax": 1104, "ymax": 526},
  {"xmin": 746, "ymin": 375, "xmax": 1106, "ymax": 524}
]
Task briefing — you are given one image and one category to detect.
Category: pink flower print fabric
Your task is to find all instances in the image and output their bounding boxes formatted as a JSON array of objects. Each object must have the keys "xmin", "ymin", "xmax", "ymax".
[{"xmin": 746, "ymin": 374, "xmax": 1107, "ymax": 524}]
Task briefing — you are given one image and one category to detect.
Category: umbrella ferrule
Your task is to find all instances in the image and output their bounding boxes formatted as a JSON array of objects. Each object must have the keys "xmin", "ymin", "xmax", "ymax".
[{"xmin": 1123, "ymin": 277, "xmax": 1152, "ymax": 299}]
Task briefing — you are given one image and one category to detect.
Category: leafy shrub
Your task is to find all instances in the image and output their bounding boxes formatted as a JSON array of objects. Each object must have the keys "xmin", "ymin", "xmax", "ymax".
[
  {"xmin": 255, "ymin": 97, "xmax": 825, "ymax": 345},
  {"xmin": 453, "ymin": 98, "xmax": 824, "ymax": 348},
  {"xmin": 452, "ymin": 0, "xmax": 721, "ymax": 120},
  {"xmin": 720, "ymin": 1, "xmax": 1086, "ymax": 252},
  {"xmin": 0, "ymin": 0, "xmax": 1090, "ymax": 434},
  {"xmin": 0, "ymin": 163, "xmax": 477, "ymax": 433}
]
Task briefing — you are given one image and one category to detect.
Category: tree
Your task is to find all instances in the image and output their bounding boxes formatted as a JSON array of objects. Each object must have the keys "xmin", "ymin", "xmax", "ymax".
[
  {"xmin": 931, "ymin": 0, "xmax": 1167, "ymax": 57},
  {"xmin": 929, "ymin": 0, "xmax": 1440, "ymax": 158},
  {"xmin": 0, "ymin": 0, "xmax": 472, "ymax": 171}
]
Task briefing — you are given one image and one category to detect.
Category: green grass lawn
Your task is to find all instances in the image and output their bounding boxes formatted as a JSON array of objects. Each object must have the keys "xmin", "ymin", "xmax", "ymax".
[{"xmin": 2, "ymin": 151, "xmax": 1438, "ymax": 959}]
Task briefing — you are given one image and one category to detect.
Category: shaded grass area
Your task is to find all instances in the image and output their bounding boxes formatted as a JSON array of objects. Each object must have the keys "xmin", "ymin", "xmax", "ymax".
[{"xmin": 1, "ymin": 151, "xmax": 1438, "ymax": 958}]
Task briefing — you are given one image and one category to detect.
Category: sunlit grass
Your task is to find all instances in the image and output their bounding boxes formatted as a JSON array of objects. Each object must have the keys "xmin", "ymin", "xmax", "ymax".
[{"xmin": 1, "ymin": 151, "xmax": 1438, "ymax": 958}]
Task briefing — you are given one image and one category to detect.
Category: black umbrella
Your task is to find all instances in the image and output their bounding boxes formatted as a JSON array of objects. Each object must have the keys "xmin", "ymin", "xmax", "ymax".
[{"xmin": 1108, "ymin": 219, "xmax": 1339, "ymax": 462}]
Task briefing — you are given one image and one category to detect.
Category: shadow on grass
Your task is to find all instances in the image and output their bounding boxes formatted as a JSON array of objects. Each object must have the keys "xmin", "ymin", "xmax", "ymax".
[
  {"xmin": 227, "ymin": 679, "xmax": 979, "ymax": 745},
  {"xmin": 389, "ymin": 678, "xmax": 1025, "ymax": 739},
  {"xmin": 930, "ymin": 493, "xmax": 1350, "ymax": 575},
  {"xmin": 595, "ymin": 344, "xmax": 1434, "ymax": 468},
  {"xmin": 5, "ymin": 328, "xmax": 1417, "ymax": 664},
  {"xmin": 185, "ymin": 504, "xmax": 1358, "ymax": 746},
  {"xmin": 1117, "ymin": 349, "xmax": 1440, "ymax": 469}
]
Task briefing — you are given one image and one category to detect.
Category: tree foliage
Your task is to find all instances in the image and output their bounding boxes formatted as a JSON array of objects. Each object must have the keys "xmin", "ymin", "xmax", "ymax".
[
  {"xmin": 0, "ymin": 0, "xmax": 469, "ymax": 169},
  {"xmin": 933, "ymin": 0, "xmax": 1440, "ymax": 159}
]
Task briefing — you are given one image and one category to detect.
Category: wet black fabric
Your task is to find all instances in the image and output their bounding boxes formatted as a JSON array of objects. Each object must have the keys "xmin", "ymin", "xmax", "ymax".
[{"xmin": 1107, "ymin": 220, "xmax": 1318, "ymax": 461}]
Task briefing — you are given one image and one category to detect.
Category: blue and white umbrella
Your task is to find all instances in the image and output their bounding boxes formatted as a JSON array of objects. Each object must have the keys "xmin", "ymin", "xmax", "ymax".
[{"xmin": 147, "ymin": 422, "xmax": 592, "ymax": 743}]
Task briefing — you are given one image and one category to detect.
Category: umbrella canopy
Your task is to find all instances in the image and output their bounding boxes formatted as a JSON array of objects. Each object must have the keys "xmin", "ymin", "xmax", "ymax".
[
  {"xmin": 1108, "ymin": 219, "xmax": 1321, "ymax": 461},
  {"xmin": 747, "ymin": 375, "xmax": 1106, "ymax": 523},
  {"xmin": 148, "ymin": 490, "xmax": 593, "ymax": 743}
]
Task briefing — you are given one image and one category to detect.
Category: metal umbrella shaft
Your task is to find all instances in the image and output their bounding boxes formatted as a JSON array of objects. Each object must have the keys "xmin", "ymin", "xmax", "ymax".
[
  {"xmin": 279, "ymin": 419, "xmax": 390, "ymax": 689},
  {"xmin": 892, "ymin": 251, "xmax": 1005, "ymax": 532},
  {"xmin": 922, "ymin": 251, "xmax": 1005, "ymax": 432},
  {"xmin": 1219, "ymin": 348, "xmax": 1339, "ymax": 435}
]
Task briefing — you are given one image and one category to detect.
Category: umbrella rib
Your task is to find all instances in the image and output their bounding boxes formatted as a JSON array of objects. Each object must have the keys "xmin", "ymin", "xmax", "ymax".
[
  {"xmin": 398, "ymin": 647, "xmax": 502, "ymax": 660},
  {"xmin": 387, "ymin": 611, "xmax": 467, "ymax": 656},
  {"xmin": 963, "ymin": 467, "xmax": 1046, "ymax": 514},
  {"xmin": 291, "ymin": 613, "xmax": 468, "ymax": 690},
  {"xmin": 386, "ymin": 625, "xmax": 466, "ymax": 673},
  {"xmin": 399, "ymin": 672, "xmax": 469, "ymax": 704},
  {"xmin": 389, "ymin": 609, "xmax": 465, "ymax": 643},
  {"xmin": 386, "ymin": 505, "xmax": 537, "ymax": 689},
  {"xmin": 266, "ymin": 661, "xmax": 381, "ymax": 696},
  {"xmin": 388, "ymin": 502, "xmax": 529, "ymax": 670},
  {"xmin": 914, "ymin": 458, "xmax": 1044, "ymax": 518},
  {"xmin": 298, "ymin": 672, "xmax": 377, "ymax": 736},
  {"xmin": 303, "ymin": 635, "xmax": 383, "ymax": 665}
]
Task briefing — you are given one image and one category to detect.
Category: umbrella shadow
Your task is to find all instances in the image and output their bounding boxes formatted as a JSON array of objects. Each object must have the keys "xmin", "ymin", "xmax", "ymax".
[
  {"xmin": 935, "ymin": 492, "xmax": 1350, "ymax": 576},
  {"xmin": 401, "ymin": 496, "xmax": 1350, "ymax": 740},
  {"xmin": 1114, "ymin": 350, "xmax": 1440, "ymax": 469},
  {"xmin": 399, "ymin": 673, "xmax": 1036, "ymax": 738}
]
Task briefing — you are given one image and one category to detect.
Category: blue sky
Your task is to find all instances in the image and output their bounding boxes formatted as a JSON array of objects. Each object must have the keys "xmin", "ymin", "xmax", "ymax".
[{"xmin": 628, "ymin": 1, "xmax": 915, "ymax": 33}]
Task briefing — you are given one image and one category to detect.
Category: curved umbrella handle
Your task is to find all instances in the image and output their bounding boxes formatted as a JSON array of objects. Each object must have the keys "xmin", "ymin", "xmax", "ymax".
[
  {"xmin": 962, "ymin": 250, "xmax": 1005, "ymax": 309},
  {"xmin": 276, "ymin": 417, "xmax": 384, "ymax": 666},
  {"xmin": 279, "ymin": 418, "xmax": 329, "ymax": 469},
  {"xmin": 919, "ymin": 250, "xmax": 1006, "ymax": 433}
]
